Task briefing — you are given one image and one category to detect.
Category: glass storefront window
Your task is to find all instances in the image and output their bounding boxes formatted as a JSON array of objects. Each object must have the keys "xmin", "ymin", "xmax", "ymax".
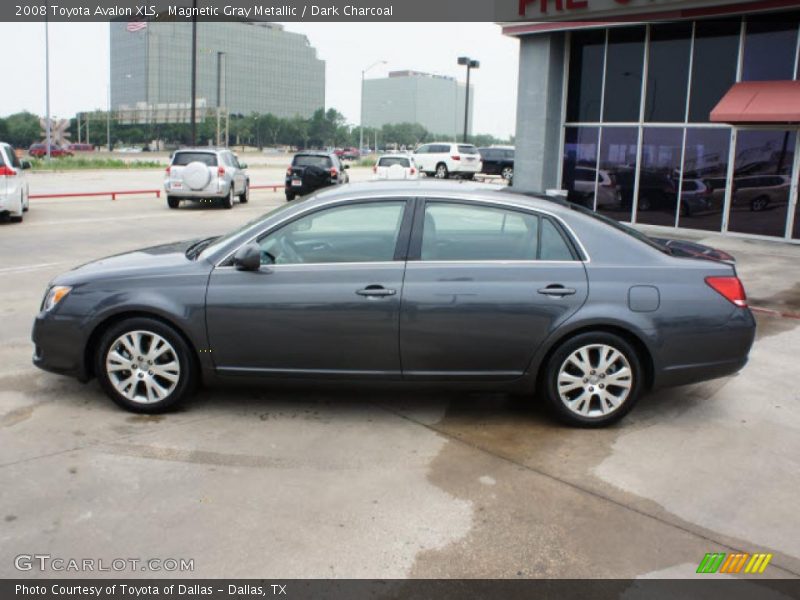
[
  {"xmin": 597, "ymin": 127, "xmax": 639, "ymax": 222},
  {"xmin": 562, "ymin": 126, "xmax": 600, "ymax": 209},
  {"xmin": 636, "ymin": 128, "xmax": 683, "ymax": 227},
  {"xmin": 566, "ymin": 30, "xmax": 606, "ymax": 123},
  {"xmin": 603, "ymin": 26, "xmax": 646, "ymax": 123},
  {"xmin": 679, "ymin": 128, "xmax": 731, "ymax": 232},
  {"xmin": 742, "ymin": 19, "xmax": 799, "ymax": 81},
  {"xmin": 645, "ymin": 23, "xmax": 692, "ymax": 123},
  {"xmin": 728, "ymin": 130, "xmax": 796, "ymax": 237},
  {"xmin": 689, "ymin": 19, "xmax": 740, "ymax": 123}
]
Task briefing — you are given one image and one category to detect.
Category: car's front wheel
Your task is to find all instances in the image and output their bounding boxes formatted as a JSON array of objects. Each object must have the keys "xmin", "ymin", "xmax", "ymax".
[
  {"xmin": 542, "ymin": 332, "xmax": 643, "ymax": 427},
  {"xmin": 221, "ymin": 187, "xmax": 234, "ymax": 209},
  {"xmin": 238, "ymin": 183, "xmax": 249, "ymax": 203},
  {"xmin": 95, "ymin": 318, "xmax": 197, "ymax": 413}
]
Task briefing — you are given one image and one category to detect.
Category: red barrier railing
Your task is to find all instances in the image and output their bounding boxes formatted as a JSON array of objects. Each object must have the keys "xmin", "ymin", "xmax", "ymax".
[{"xmin": 29, "ymin": 184, "xmax": 284, "ymax": 201}]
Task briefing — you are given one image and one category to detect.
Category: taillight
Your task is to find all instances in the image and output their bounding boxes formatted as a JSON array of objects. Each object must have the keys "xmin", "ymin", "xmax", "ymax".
[
  {"xmin": 165, "ymin": 166, "xmax": 171, "ymax": 175},
  {"xmin": 410, "ymin": 168, "xmax": 416, "ymax": 175},
  {"xmin": 217, "ymin": 166, "xmax": 225, "ymax": 176},
  {"xmin": 705, "ymin": 276, "xmax": 747, "ymax": 308},
  {"xmin": 0, "ymin": 166, "xmax": 16, "ymax": 177},
  {"xmin": 330, "ymin": 168, "xmax": 338, "ymax": 177},
  {"xmin": 451, "ymin": 155, "xmax": 461, "ymax": 161},
  {"xmin": 372, "ymin": 165, "xmax": 377, "ymax": 173},
  {"xmin": 286, "ymin": 167, "xmax": 293, "ymax": 175}
]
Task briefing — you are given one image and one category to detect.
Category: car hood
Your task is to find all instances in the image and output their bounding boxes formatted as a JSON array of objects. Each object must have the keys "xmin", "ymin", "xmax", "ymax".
[{"xmin": 54, "ymin": 239, "xmax": 211, "ymax": 285}]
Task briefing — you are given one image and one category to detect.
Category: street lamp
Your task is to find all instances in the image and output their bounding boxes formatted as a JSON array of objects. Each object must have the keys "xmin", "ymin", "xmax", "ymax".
[
  {"xmin": 457, "ymin": 56, "xmax": 479, "ymax": 143},
  {"xmin": 216, "ymin": 51, "xmax": 226, "ymax": 146},
  {"xmin": 360, "ymin": 60, "xmax": 387, "ymax": 155},
  {"xmin": 44, "ymin": 4, "xmax": 51, "ymax": 161}
]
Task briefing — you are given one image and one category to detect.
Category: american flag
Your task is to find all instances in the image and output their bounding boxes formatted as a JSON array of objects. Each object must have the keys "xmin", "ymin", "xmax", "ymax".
[{"xmin": 126, "ymin": 21, "xmax": 148, "ymax": 33}]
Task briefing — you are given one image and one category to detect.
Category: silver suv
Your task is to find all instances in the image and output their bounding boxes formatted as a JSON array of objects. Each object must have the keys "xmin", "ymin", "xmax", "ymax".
[{"xmin": 164, "ymin": 148, "xmax": 249, "ymax": 209}]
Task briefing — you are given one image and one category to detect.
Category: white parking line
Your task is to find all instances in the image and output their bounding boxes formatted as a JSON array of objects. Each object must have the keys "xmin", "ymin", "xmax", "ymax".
[{"xmin": 0, "ymin": 262, "xmax": 65, "ymax": 274}]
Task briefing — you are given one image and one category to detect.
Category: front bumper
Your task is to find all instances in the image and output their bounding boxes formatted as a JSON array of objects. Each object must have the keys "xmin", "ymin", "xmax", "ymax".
[{"xmin": 32, "ymin": 312, "xmax": 90, "ymax": 381}]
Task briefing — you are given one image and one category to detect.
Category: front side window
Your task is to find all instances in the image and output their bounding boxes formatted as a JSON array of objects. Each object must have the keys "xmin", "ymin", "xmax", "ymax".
[
  {"xmin": 258, "ymin": 201, "xmax": 406, "ymax": 265},
  {"xmin": 420, "ymin": 202, "xmax": 540, "ymax": 261}
]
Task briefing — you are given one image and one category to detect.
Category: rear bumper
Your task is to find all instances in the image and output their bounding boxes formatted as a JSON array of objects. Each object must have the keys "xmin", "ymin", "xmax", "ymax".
[
  {"xmin": 285, "ymin": 180, "xmax": 335, "ymax": 195},
  {"xmin": 451, "ymin": 161, "xmax": 482, "ymax": 173},
  {"xmin": 653, "ymin": 308, "xmax": 756, "ymax": 388},
  {"xmin": 164, "ymin": 179, "xmax": 230, "ymax": 198},
  {"xmin": 31, "ymin": 312, "xmax": 90, "ymax": 381}
]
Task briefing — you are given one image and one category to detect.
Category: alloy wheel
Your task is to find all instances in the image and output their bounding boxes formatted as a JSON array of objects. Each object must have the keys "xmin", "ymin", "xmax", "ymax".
[
  {"xmin": 556, "ymin": 343, "xmax": 633, "ymax": 418},
  {"xmin": 105, "ymin": 330, "xmax": 181, "ymax": 404}
]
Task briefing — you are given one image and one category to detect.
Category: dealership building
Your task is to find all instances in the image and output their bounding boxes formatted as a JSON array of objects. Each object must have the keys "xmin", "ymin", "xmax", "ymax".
[
  {"xmin": 505, "ymin": 0, "xmax": 800, "ymax": 242},
  {"xmin": 362, "ymin": 70, "xmax": 474, "ymax": 138},
  {"xmin": 110, "ymin": 21, "xmax": 325, "ymax": 121}
]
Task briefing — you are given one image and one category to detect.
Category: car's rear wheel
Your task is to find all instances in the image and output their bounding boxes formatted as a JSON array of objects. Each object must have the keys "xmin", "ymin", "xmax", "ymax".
[
  {"xmin": 461, "ymin": 173, "xmax": 474, "ymax": 180},
  {"xmin": 167, "ymin": 196, "xmax": 180, "ymax": 209},
  {"xmin": 434, "ymin": 163, "xmax": 449, "ymax": 179},
  {"xmin": 95, "ymin": 318, "xmax": 196, "ymax": 413},
  {"xmin": 285, "ymin": 191, "xmax": 296, "ymax": 202},
  {"xmin": 542, "ymin": 332, "xmax": 643, "ymax": 427},
  {"xmin": 501, "ymin": 167, "xmax": 514, "ymax": 182},
  {"xmin": 750, "ymin": 195, "xmax": 769, "ymax": 212},
  {"xmin": 221, "ymin": 187, "xmax": 234, "ymax": 209}
]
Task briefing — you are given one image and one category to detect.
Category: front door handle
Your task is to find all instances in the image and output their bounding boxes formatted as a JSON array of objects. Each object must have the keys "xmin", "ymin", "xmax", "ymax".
[
  {"xmin": 356, "ymin": 285, "xmax": 397, "ymax": 297},
  {"xmin": 538, "ymin": 284, "xmax": 577, "ymax": 297}
]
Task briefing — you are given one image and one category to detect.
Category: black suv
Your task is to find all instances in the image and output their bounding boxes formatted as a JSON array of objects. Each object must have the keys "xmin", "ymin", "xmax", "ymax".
[
  {"xmin": 285, "ymin": 152, "xmax": 349, "ymax": 201},
  {"xmin": 478, "ymin": 147, "xmax": 514, "ymax": 182}
]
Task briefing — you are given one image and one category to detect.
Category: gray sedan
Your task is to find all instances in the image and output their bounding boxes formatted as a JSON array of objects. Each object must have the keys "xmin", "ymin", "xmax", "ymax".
[{"xmin": 32, "ymin": 181, "xmax": 755, "ymax": 426}]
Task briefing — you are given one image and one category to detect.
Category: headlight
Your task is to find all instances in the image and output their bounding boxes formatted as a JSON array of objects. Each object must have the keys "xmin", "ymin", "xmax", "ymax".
[{"xmin": 42, "ymin": 286, "xmax": 72, "ymax": 312}]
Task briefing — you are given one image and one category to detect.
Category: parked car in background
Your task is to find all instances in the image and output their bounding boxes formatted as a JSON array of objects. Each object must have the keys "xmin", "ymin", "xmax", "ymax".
[
  {"xmin": 732, "ymin": 175, "xmax": 790, "ymax": 212},
  {"xmin": 678, "ymin": 179, "xmax": 714, "ymax": 216},
  {"xmin": 28, "ymin": 143, "xmax": 73, "ymax": 158},
  {"xmin": 285, "ymin": 151, "xmax": 349, "ymax": 201},
  {"xmin": 373, "ymin": 154, "xmax": 419, "ymax": 180},
  {"xmin": 414, "ymin": 143, "xmax": 482, "ymax": 179},
  {"xmin": 566, "ymin": 166, "xmax": 620, "ymax": 209},
  {"xmin": 164, "ymin": 148, "xmax": 249, "ymax": 209},
  {"xmin": 0, "ymin": 142, "xmax": 31, "ymax": 223},
  {"xmin": 342, "ymin": 147, "xmax": 360, "ymax": 160},
  {"xmin": 32, "ymin": 181, "xmax": 755, "ymax": 427},
  {"xmin": 67, "ymin": 143, "xmax": 94, "ymax": 152},
  {"xmin": 479, "ymin": 146, "xmax": 514, "ymax": 182}
]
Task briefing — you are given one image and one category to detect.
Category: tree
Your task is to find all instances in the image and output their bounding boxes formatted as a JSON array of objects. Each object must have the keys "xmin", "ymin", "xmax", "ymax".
[
  {"xmin": 5, "ymin": 112, "xmax": 41, "ymax": 148},
  {"xmin": 0, "ymin": 118, "xmax": 8, "ymax": 142}
]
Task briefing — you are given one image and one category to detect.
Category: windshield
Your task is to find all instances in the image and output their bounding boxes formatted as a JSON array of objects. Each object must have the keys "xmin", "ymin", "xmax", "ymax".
[
  {"xmin": 568, "ymin": 202, "xmax": 671, "ymax": 255},
  {"xmin": 172, "ymin": 152, "xmax": 217, "ymax": 166},
  {"xmin": 195, "ymin": 203, "xmax": 301, "ymax": 260},
  {"xmin": 293, "ymin": 155, "xmax": 332, "ymax": 169}
]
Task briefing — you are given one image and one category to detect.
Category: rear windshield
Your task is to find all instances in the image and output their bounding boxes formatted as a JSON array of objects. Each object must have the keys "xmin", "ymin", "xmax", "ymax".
[
  {"xmin": 378, "ymin": 157, "xmax": 411, "ymax": 168},
  {"xmin": 458, "ymin": 145, "xmax": 479, "ymax": 155},
  {"xmin": 293, "ymin": 155, "xmax": 333, "ymax": 169},
  {"xmin": 172, "ymin": 152, "xmax": 217, "ymax": 167}
]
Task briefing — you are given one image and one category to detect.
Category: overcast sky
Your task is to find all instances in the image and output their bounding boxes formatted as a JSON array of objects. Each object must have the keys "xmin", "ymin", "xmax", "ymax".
[{"xmin": 0, "ymin": 22, "xmax": 519, "ymax": 138}]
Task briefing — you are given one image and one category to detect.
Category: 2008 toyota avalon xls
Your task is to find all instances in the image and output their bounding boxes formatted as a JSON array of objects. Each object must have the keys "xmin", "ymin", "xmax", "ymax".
[{"xmin": 32, "ymin": 181, "xmax": 755, "ymax": 426}]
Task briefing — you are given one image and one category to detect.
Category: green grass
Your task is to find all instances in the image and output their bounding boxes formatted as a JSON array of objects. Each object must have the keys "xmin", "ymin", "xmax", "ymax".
[{"xmin": 30, "ymin": 157, "xmax": 166, "ymax": 171}]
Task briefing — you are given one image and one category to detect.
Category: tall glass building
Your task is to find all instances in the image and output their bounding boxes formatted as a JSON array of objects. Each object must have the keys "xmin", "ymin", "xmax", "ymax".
[
  {"xmin": 110, "ymin": 21, "xmax": 325, "ymax": 120},
  {"xmin": 505, "ymin": 3, "xmax": 800, "ymax": 243}
]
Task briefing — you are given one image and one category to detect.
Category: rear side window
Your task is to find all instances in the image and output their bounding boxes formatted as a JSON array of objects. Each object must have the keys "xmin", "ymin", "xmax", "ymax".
[
  {"xmin": 293, "ymin": 155, "xmax": 333, "ymax": 169},
  {"xmin": 378, "ymin": 157, "xmax": 411, "ymax": 168},
  {"xmin": 172, "ymin": 152, "xmax": 217, "ymax": 167},
  {"xmin": 458, "ymin": 145, "xmax": 478, "ymax": 155},
  {"xmin": 539, "ymin": 219, "xmax": 575, "ymax": 261},
  {"xmin": 3, "ymin": 146, "xmax": 21, "ymax": 168},
  {"xmin": 0, "ymin": 146, "xmax": 7, "ymax": 167}
]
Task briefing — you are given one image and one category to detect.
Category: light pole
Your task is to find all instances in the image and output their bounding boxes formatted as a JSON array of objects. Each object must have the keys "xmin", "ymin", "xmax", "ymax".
[
  {"xmin": 216, "ymin": 51, "xmax": 226, "ymax": 146},
  {"xmin": 107, "ymin": 85, "xmax": 111, "ymax": 152},
  {"xmin": 360, "ymin": 60, "xmax": 386, "ymax": 155},
  {"xmin": 190, "ymin": 0, "xmax": 198, "ymax": 146},
  {"xmin": 44, "ymin": 5, "xmax": 51, "ymax": 161},
  {"xmin": 457, "ymin": 56, "xmax": 479, "ymax": 143}
]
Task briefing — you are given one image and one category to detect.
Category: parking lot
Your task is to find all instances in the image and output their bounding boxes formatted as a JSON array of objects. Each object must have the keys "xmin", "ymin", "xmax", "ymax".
[{"xmin": 1, "ymin": 165, "xmax": 799, "ymax": 579}]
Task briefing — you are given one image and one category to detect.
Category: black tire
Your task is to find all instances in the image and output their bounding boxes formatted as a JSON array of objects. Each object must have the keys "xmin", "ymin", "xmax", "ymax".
[
  {"xmin": 285, "ymin": 191, "xmax": 296, "ymax": 202},
  {"xmin": 9, "ymin": 214, "xmax": 23, "ymax": 223},
  {"xmin": 541, "ymin": 331, "xmax": 643, "ymax": 428},
  {"xmin": 238, "ymin": 183, "xmax": 249, "ymax": 204},
  {"xmin": 750, "ymin": 195, "xmax": 769, "ymax": 212},
  {"xmin": 221, "ymin": 187, "xmax": 234, "ymax": 209},
  {"xmin": 501, "ymin": 167, "xmax": 514, "ymax": 182},
  {"xmin": 461, "ymin": 173, "xmax": 475, "ymax": 181},
  {"xmin": 167, "ymin": 196, "xmax": 180, "ymax": 209},
  {"xmin": 638, "ymin": 196, "xmax": 652, "ymax": 212},
  {"xmin": 95, "ymin": 317, "xmax": 197, "ymax": 414},
  {"xmin": 434, "ymin": 163, "xmax": 449, "ymax": 179}
]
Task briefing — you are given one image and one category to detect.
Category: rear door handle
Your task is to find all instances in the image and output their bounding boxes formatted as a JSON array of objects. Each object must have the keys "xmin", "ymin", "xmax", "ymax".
[
  {"xmin": 356, "ymin": 285, "xmax": 397, "ymax": 297},
  {"xmin": 538, "ymin": 284, "xmax": 577, "ymax": 297}
]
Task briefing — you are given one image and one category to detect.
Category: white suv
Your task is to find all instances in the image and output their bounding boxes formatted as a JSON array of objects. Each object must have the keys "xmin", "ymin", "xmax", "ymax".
[
  {"xmin": 413, "ymin": 143, "xmax": 482, "ymax": 179},
  {"xmin": 164, "ymin": 148, "xmax": 249, "ymax": 209},
  {"xmin": 0, "ymin": 143, "xmax": 31, "ymax": 223}
]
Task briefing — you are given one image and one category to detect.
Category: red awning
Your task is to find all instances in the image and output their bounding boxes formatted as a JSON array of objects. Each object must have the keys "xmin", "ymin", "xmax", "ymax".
[{"xmin": 711, "ymin": 81, "xmax": 800, "ymax": 124}]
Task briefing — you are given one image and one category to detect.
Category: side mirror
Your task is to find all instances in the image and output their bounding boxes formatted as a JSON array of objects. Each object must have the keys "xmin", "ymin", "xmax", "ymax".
[
  {"xmin": 233, "ymin": 242, "xmax": 262, "ymax": 271},
  {"xmin": 239, "ymin": 162, "xmax": 248, "ymax": 169},
  {"xmin": 343, "ymin": 164, "xmax": 350, "ymax": 170},
  {"xmin": 21, "ymin": 160, "xmax": 32, "ymax": 170}
]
